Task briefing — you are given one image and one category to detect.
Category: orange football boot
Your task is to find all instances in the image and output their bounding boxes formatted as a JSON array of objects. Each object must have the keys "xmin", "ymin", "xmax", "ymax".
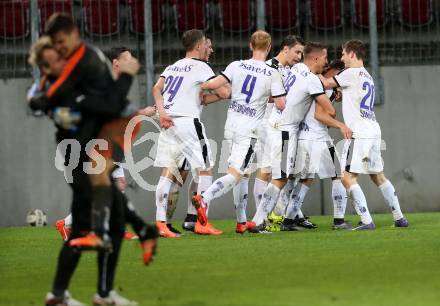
[
  {"xmin": 191, "ymin": 195, "xmax": 208, "ymax": 226},
  {"xmin": 123, "ymin": 231, "xmax": 138, "ymax": 240},
  {"xmin": 194, "ymin": 221, "xmax": 223, "ymax": 235},
  {"xmin": 156, "ymin": 221, "xmax": 180, "ymax": 238},
  {"xmin": 69, "ymin": 232, "xmax": 111, "ymax": 251},
  {"xmin": 235, "ymin": 221, "xmax": 257, "ymax": 234},
  {"xmin": 55, "ymin": 219, "xmax": 71, "ymax": 241},
  {"xmin": 140, "ymin": 238, "xmax": 157, "ymax": 266}
]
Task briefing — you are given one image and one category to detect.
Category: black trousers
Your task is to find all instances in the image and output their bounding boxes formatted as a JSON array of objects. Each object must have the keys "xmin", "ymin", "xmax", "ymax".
[
  {"xmin": 51, "ymin": 167, "xmax": 153, "ymax": 297},
  {"xmin": 51, "ymin": 157, "xmax": 127, "ymax": 297}
]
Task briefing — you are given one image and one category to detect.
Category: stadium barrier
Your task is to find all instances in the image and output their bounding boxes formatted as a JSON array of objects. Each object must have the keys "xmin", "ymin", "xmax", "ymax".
[{"xmin": 1, "ymin": 0, "xmax": 440, "ymax": 97}]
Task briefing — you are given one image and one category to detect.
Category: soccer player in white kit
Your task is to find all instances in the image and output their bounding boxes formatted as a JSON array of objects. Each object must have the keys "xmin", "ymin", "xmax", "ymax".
[
  {"xmin": 251, "ymin": 42, "xmax": 352, "ymax": 232},
  {"xmin": 320, "ymin": 39, "xmax": 409, "ymax": 230},
  {"xmin": 154, "ymin": 36, "xmax": 216, "ymax": 235},
  {"xmin": 178, "ymin": 36, "xmax": 219, "ymax": 232},
  {"xmin": 282, "ymin": 59, "xmax": 352, "ymax": 230},
  {"xmin": 243, "ymin": 35, "xmax": 311, "ymax": 230},
  {"xmin": 192, "ymin": 30, "xmax": 287, "ymax": 233},
  {"xmin": 153, "ymin": 30, "xmax": 229, "ymax": 237}
]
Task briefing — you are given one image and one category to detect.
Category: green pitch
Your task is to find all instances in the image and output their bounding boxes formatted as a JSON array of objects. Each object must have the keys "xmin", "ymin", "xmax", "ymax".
[{"xmin": 1, "ymin": 213, "xmax": 440, "ymax": 306}]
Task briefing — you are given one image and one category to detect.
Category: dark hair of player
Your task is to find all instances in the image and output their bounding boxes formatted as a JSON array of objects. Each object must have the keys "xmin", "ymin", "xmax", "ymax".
[
  {"xmin": 303, "ymin": 42, "xmax": 327, "ymax": 57},
  {"xmin": 279, "ymin": 35, "xmax": 305, "ymax": 50},
  {"xmin": 342, "ymin": 39, "xmax": 366, "ymax": 61},
  {"xmin": 182, "ymin": 29, "xmax": 205, "ymax": 52},
  {"xmin": 328, "ymin": 59, "xmax": 345, "ymax": 71},
  {"xmin": 109, "ymin": 46, "xmax": 131, "ymax": 62},
  {"xmin": 45, "ymin": 13, "xmax": 76, "ymax": 37}
]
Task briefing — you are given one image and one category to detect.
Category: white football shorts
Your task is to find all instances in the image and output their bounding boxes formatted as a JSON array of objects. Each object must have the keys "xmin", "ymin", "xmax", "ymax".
[
  {"xmin": 294, "ymin": 140, "xmax": 340, "ymax": 179},
  {"xmin": 340, "ymin": 138, "xmax": 384, "ymax": 174},
  {"xmin": 263, "ymin": 125, "xmax": 298, "ymax": 180},
  {"xmin": 154, "ymin": 117, "xmax": 214, "ymax": 171},
  {"xmin": 224, "ymin": 129, "xmax": 257, "ymax": 174}
]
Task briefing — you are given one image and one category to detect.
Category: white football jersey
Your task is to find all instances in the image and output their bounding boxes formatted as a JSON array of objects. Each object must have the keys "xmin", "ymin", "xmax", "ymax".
[
  {"xmin": 160, "ymin": 58, "xmax": 215, "ymax": 118},
  {"xmin": 221, "ymin": 58, "xmax": 286, "ymax": 137},
  {"xmin": 263, "ymin": 57, "xmax": 292, "ymax": 119},
  {"xmin": 334, "ymin": 67, "xmax": 381, "ymax": 138},
  {"xmin": 268, "ymin": 63, "xmax": 325, "ymax": 131},
  {"xmin": 298, "ymin": 89, "xmax": 334, "ymax": 141}
]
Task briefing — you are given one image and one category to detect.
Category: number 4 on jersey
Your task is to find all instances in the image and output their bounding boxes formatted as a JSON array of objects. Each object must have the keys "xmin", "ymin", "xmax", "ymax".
[{"xmin": 241, "ymin": 74, "xmax": 257, "ymax": 103}]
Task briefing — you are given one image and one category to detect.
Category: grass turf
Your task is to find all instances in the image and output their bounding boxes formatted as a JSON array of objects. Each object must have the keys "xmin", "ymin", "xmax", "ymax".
[{"xmin": 1, "ymin": 213, "xmax": 440, "ymax": 306}]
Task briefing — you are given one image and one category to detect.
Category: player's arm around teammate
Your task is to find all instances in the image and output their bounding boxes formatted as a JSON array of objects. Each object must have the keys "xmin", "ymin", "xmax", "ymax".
[{"xmin": 314, "ymin": 100, "xmax": 352, "ymax": 139}]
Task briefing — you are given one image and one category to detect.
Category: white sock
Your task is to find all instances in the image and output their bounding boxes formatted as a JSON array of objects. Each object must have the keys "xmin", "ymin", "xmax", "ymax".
[
  {"xmin": 187, "ymin": 178, "xmax": 198, "ymax": 216},
  {"xmin": 252, "ymin": 183, "xmax": 281, "ymax": 225},
  {"xmin": 379, "ymin": 180, "xmax": 404, "ymax": 221},
  {"xmin": 64, "ymin": 213, "xmax": 72, "ymax": 227},
  {"xmin": 166, "ymin": 182, "xmax": 180, "ymax": 221},
  {"xmin": 332, "ymin": 180, "xmax": 347, "ymax": 219},
  {"xmin": 274, "ymin": 178, "xmax": 295, "ymax": 216},
  {"xmin": 155, "ymin": 176, "xmax": 173, "ymax": 222},
  {"xmin": 348, "ymin": 184, "xmax": 373, "ymax": 224},
  {"xmin": 253, "ymin": 178, "xmax": 268, "ymax": 210},
  {"xmin": 198, "ymin": 175, "xmax": 213, "ymax": 214},
  {"xmin": 202, "ymin": 174, "xmax": 236, "ymax": 204},
  {"xmin": 233, "ymin": 176, "xmax": 249, "ymax": 223},
  {"xmin": 285, "ymin": 183, "xmax": 310, "ymax": 219}
]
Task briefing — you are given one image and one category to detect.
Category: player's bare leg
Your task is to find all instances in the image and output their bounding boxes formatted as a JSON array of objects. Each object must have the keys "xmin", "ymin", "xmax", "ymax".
[{"xmin": 369, "ymin": 172, "xmax": 408, "ymax": 227}]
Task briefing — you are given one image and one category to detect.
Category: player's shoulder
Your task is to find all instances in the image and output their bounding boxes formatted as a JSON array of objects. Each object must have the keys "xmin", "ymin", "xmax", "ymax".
[
  {"xmin": 164, "ymin": 58, "xmax": 212, "ymax": 74},
  {"xmin": 224, "ymin": 59, "xmax": 244, "ymax": 72},
  {"xmin": 265, "ymin": 62, "xmax": 280, "ymax": 74},
  {"xmin": 292, "ymin": 63, "xmax": 312, "ymax": 79},
  {"xmin": 358, "ymin": 67, "xmax": 374, "ymax": 80},
  {"xmin": 82, "ymin": 44, "xmax": 112, "ymax": 78},
  {"xmin": 85, "ymin": 44, "xmax": 108, "ymax": 65},
  {"xmin": 265, "ymin": 57, "xmax": 279, "ymax": 69},
  {"xmin": 337, "ymin": 67, "xmax": 358, "ymax": 76},
  {"xmin": 290, "ymin": 63, "xmax": 305, "ymax": 74},
  {"xmin": 232, "ymin": 59, "xmax": 244, "ymax": 66},
  {"xmin": 191, "ymin": 57, "xmax": 214, "ymax": 71},
  {"xmin": 307, "ymin": 70, "xmax": 321, "ymax": 82}
]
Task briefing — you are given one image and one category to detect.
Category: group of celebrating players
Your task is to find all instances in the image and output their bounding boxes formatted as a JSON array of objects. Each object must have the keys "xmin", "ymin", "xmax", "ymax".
[
  {"xmin": 149, "ymin": 28, "xmax": 409, "ymax": 238},
  {"xmin": 27, "ymin": 12, "xmax": 409, "ymax": 306}
]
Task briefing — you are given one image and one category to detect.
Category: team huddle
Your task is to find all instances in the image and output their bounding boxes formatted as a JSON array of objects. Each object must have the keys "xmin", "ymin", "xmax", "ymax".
[
  {"xmin": 27, "ymin": 12, "xmax": 408, "ymax": 306},
  {"xmin": 151, "ymin": 29, "xmax": 408, "ymax": 237}
]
